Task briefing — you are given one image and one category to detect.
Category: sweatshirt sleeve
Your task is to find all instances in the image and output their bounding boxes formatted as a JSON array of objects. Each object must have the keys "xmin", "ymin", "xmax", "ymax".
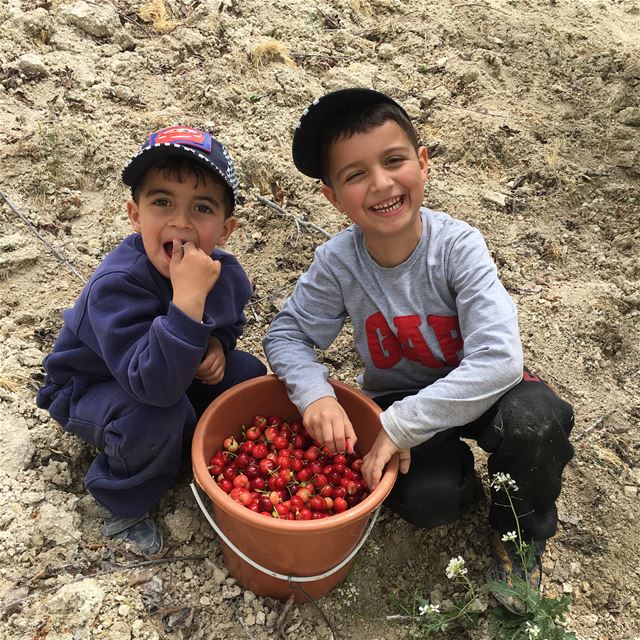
[
  {"xmin": 81, "ymin": 272, "xmax": 212, "ymax": 407},
  {"xmin": 263, "ymin": 246, "xmax": 347, "ymax": 415},
  {"xmin": 380, "ymin": 228, "xmax": 523, "ymax": 449},
  {"xmin": 203, "ymin": 255, "xmax": 251, "ymax": 354}
]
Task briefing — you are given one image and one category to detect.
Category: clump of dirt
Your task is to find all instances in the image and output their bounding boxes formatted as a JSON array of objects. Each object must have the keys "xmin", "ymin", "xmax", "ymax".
[{"xmin": 1, "ymin": 1, "xmax": 639, "ymax": 639}]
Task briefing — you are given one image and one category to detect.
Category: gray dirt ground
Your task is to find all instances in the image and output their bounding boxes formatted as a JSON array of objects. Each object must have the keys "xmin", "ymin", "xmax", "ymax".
[{"xmin": 0, "ymin": 0, "xmax": 639, "ymax": 638}]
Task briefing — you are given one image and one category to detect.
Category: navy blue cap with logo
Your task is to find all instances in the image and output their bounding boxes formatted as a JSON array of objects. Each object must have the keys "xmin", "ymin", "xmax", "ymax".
[{"xmin": 122, "ymin": 126, "xmax": 239, "ymax": 209}]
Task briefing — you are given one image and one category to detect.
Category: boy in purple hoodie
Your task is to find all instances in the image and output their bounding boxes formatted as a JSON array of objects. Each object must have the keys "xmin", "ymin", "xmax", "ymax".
[{"xmin": 37, "ymin": 126, "xmax": 266, "ymax": 555}]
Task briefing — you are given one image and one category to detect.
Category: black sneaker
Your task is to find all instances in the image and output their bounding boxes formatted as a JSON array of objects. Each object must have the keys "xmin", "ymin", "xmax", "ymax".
[
  {"xmin": 101, "ymin": 509, "xmax": 163, "ymax": 556},
  {"xmin": 487, "ymin": 529, "xmax": 545, "ymax": 614}
]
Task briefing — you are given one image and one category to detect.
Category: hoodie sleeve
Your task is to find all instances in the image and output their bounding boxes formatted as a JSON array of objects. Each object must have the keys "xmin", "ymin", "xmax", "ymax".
[{"xmin": 80, "ymin": 271, "xmax": 212, "ymax": 407}]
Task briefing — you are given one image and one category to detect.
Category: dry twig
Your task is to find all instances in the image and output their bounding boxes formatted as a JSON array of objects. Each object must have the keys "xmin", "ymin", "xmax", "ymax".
[
  {"xmin": 574, "ymin": 412, "xmax": 613, "ymax": 443},
  {"xmin": 0, "ymin": 189, "xmax": 85, "ymax": 284},
  {"xmin": 256, "ymin": 196, "xmax": 332, "ymax": 239}
]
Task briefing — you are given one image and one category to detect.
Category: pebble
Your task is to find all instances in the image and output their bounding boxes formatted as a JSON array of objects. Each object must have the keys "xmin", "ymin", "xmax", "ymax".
[
  {"xmin": 563, "ymin": 582, "xmax": 573, "ymax": 593},
  {"xmin": 118, "ymin": 604, "xmax": 130, "ymax": 617},
  {"xmin": 199, "ymin": 595, "xmax": 211, "ymax": 605},
  {"xmin": 377, "ymin": 43, "xmax": 395, "ymax": 61},
  {"xmin": 63, "ymin": 0, "xmax": 121, "ymax": 38},
  {"xmin": 617, "ymin": 107, "xmax": 640, "ymax": 127},
  {"xmin": 256, "ymin": 611, "xmax": 266, "ymax": 625},
  {"xmin": 212, "ymin": 567, "xmax": 226, "ymax": 584},
  {"xmin": 15, "ymin": 53, "xmax": 48, "ymax": 78},
  {"xmin": 624, "ymin": 485, "xmax": 638, "ymax": 497},
  {"xmin": 184, "ymin": 567, "xmax": 193, "ymax": 580}
]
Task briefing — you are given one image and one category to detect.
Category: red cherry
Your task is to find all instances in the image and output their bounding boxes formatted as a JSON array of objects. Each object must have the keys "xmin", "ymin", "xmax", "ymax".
[
  {"xmin": 245, "ymin": 425, "xmax": 262, "ymax": 441},
  {"xmin": 232, "ymin": 474, "xmax": 249, "ymax": 488},
  {"xmin": 219, "ymin": 479, "xmax": 233, "ymax": 494},
  {"xmin": 273, "ymin": 435, "xmax": 289, "ymax": 450},
  {"xmin": 252, "ymin": 443, "xmax": 268, "ymax": 460},
  {"xmin": 334, "ymin": 497, "xmax": 348, "ymax": 513}
]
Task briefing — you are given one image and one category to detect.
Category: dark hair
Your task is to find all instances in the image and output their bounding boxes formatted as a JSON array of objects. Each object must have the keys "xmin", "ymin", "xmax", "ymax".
[
  {"xmin": 320, "ymin": 102, "xmax": 420, "ymax": 185},
  {"xmin": 132, "ymin": 157, "xmax": 234, "ymax": 218}
]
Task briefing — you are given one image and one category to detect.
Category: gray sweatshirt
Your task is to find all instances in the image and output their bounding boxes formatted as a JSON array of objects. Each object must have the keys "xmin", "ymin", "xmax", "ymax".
[{"xmin": 262, "ymin": 208, "xmax": 523, "ymax": 450}]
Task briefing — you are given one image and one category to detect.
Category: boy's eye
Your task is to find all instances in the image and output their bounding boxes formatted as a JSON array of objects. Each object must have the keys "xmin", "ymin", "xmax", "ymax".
[
  {"xmin": 152, "ymin": 198, "xmax": 171, "ymax": 207},
  {"xmin": 195, "ymin": 203, "xmax": 214, "ymax": 214},
  {"xmin": 345, "ymin": 171, "xmax": 363, "ymax": 182},
  {"xmin": 386, "ymin": 156, "xmax": 405, "ymax": 165}
]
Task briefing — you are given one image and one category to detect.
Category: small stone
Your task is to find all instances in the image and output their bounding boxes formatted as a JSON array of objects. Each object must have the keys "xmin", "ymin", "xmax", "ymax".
[
  {"xmin": 624, "ymin": 485, "xmax": 638, "ymax": 497},
  {"xmin": 617, "ymin": 107, "xmax": 640, "ymax": 127},
  {"xmin": 482, "ymin": 190, "xmax": 509, "ymax": 209},
  {"xmin": 212, "ymin": 567, "xmax": 226, "ymax": 584},
  {"xmin": 15, "ymin": 53, "xmax": 49, "ymax": 78},
  {"xmin": 245, "ymin": 612, "xmax": 256, "ymax": 626},
  {"xmin": 118, "ymin": 604, "xmax": 131, "ymax": 617},
  {"xmin": 64, "ymin": 0, "xmax": 121, "ymax": 38},
  {"xmin": 562, "ymin": 582, "xmax": 573, "ymax": 593},
  {"xmin": 222, "ymin": 584, "xmax": 242, "ymax": 599},
  {"xmin": 256, "ymin": 611, "xmax": 266, "ymax": 625},
  {"xmin": 132, "ymin": 620, "xmax": 144, "ymax": 632},
  {"xmin": 184, "ymin": 567, "xmax": 193, "ymax": 580},
  {"xmin": 199, "ymin": 595, "xmax": 211, "ymax": 606},
  {"xmin": 377, "ymin": 43, "xmax": 395, "ymax": 61}
]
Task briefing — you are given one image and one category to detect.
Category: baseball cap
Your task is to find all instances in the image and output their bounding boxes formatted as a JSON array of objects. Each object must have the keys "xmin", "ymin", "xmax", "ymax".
[
  {"xmin": 122, "ymin": 125, "xmax": 239, "ymax": 208},
  {"xmin": 292, "ymin": 88, "xmax": 411, "ymax": 180}
]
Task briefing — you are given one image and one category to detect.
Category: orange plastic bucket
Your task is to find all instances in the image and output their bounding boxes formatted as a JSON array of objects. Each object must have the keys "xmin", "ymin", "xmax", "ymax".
[{"xmin": 191, "ymin": 374, "xmax": 398, "ymax": 602}]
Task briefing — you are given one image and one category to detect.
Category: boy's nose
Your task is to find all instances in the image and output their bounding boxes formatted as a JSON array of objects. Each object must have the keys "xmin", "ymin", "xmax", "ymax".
[
  {"xmin": 370, "ymin": 167, "xmax": 393, "ymax": 191},
  {"xmin": 170, "ymin": 207, "xmax": 193, "ymax": 228}
]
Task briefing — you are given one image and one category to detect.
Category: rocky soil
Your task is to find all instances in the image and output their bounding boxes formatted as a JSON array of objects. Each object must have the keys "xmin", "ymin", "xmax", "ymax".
[{"xmin": 1, "ymin": 0, "xmax": 639, "ymax": 638}]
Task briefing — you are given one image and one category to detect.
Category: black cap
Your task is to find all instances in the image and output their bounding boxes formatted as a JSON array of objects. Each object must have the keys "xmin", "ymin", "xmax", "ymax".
[
  {"xmin": 122, "ymin": 126, "xmax": 239, "ymax": 208},
  {"xmin": 292, "ymin": 88, "xmax": 410, "ymax": 179}
]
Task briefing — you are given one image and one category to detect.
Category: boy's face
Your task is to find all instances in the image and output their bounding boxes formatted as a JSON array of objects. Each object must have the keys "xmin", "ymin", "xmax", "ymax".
[
  {"xmin": 127, "ymin": 167, "xmax": 236, "ymax": 278},
  {"xmin": 320, "ymin": 120, "xmax": 428, "ymax": 258}
]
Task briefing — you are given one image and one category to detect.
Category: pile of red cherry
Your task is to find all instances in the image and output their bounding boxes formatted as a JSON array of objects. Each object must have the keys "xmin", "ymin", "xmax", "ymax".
[{"xmin": 208, "ymin": 415, "xmax": 369, "ymax": 520}]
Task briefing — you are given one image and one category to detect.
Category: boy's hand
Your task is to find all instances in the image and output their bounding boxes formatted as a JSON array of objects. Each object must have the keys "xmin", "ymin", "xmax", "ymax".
[
  {"xmin": 302, "ymin": 396, "xmax": 357, "ymax": 454},
  {"xmin": 170, "ymin": 240, "xmax": 221, "ymax": 321},
  {"xmin": 362, "ymin": 430, "xmax": 411, "ymax": 491},
  {"xmin": 196, "ymin": 336, "xmax": 225, "ymax": 385}
]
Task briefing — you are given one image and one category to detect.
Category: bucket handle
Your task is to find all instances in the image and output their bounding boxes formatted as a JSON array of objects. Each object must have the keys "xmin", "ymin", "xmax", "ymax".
[{"xmin": 190, "ymin": 481, "xmax": 380, "ymax": 583}]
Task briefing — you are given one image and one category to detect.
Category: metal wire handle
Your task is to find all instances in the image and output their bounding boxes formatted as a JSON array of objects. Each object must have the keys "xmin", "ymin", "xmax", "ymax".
[{"xmin": 190, "ymin": 481, "xmax": 380, "ymax": 583}]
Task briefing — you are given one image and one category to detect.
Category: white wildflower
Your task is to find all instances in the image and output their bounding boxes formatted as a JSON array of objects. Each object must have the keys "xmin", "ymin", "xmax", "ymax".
[
  {"xmin": 418, "ymin": 602, "xmax": 440, "ymax": 616},
  {"xmin": 446, "ymin": 555, "xmax": 468, "ymax": 579},
  {"xmin": 502, "ymin": 531, "xmax": 518, "ymax": 543},
  {"xmin": 525, "ymin": 621, "xmax": 541, "ymax": 638},
  {"xmin": 490, "ymin": 472, "xmax": 519, "ymax": 492}
]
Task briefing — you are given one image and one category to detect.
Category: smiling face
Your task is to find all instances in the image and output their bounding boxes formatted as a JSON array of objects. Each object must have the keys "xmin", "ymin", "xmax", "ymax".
[
  {"xmin": 127, "ymin": 166, "xmax": 236, "ymax": 278},
  {"xmin": 321, "ymin": 120, "xmax": 428, "ymax": 266}
]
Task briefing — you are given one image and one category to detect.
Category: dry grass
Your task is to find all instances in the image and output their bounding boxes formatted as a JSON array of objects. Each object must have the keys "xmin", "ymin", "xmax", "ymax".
[
  {"xmin": 138, "ymin": 0, "xmax": 181, "ymax": 33},
  {"xmin": 249, "ymin": 39, "xmax": 296, "ymax": 68}
]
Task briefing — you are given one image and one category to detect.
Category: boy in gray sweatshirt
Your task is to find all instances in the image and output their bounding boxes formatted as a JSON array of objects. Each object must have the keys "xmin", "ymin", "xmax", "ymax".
[{"xmin": 263, "ymin": 88, "xmax": 574, "ymax": 612}]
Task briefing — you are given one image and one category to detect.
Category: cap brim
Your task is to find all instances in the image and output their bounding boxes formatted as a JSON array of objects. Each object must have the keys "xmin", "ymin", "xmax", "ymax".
[{"xmin": 291, "ymin": 88, "xmax": 408, "ymax": 179}]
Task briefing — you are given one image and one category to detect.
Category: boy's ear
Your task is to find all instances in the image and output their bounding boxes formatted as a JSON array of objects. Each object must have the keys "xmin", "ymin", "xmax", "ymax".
[
  {"xmin": 127, "ymin": 200, "xmax": 141, "ymax": 232},
  {"xmin": 320, "ymin": 184, "xmax": 342, "ymax": 212},
  {"xmin": 216, "ymin": 216, "xmax": 237, "ymax": 246},
  {"xmin": 418, "ymin": 146, "xmax": 429, "ymax": 181}
]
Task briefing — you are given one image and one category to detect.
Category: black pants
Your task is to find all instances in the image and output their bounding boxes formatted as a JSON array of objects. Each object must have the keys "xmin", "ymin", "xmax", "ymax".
[{"xmin": 374, "ymin": 374, "xmax": 574, "ymax": 541}]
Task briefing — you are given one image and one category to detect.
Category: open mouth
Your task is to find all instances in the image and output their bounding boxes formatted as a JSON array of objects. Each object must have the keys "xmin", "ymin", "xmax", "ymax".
[
  {"xmin": 163, "ymin": 241, "xmax": 174, "ymax": 258},
  {"xmin": 369, "ymin": 195, "xmax": 405, "ymax": 214}
]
